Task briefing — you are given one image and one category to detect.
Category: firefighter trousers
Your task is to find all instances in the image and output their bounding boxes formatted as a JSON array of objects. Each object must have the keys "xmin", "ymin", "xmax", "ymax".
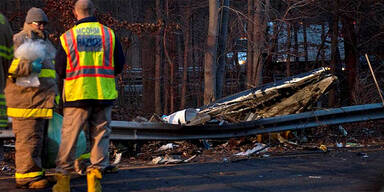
[{"xmin": 12, "ymin": 118, "xmax": 46, "ymax": 184}]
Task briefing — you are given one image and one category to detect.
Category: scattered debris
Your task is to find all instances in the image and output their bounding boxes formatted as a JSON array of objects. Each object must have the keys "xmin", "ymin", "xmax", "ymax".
[
  {"xmin": 151, "ymin": 154, "xmax": 183, "ymax": 164},
  {"xmin": 162, "ymin": 108, "xmax": 198, "ymax": 125},
  {"xmin": 262, "ymin": 154, "xmax": 270, "ymax": 158},
  {"xmin": 3, "ymin": 144, "xmax": 14, "ymax": 148},
  {"xmin": 133, "ymin": 116, "xmax": 148, "ymax": 122},
  {"xmin": 235, "ymin": 143, "xmax": 268, "ymax": 156},
  {"xmin": 318, "ymin": 145, "xmax": 327, "ymax": 152},
  {"xmin": 1, "ymin": 165, "xmax": 9, "ymax": 171},
  {"xmin": 300, "ymin": 135, "xmax": 308, "ymax": 143},
  {"xmin": 201, "ymin": 139, "xmax": 212, "ymax": 149},
  {"xmin": 308, "ymin": 176, "xmax": 322, "ymax": 179},
  {"xmin": 338, "ymin": 125, "xmax": 348, "ymax": 136},
  {"xmin": 346, "ymin": 143, "xmax": 362, "ymax": 148},
  {"xmin": 112, "ymin": 152, "xmax": 123, "ymax": 165},
  {"xmin": 184, "ymin": 154, "xmax": 197, "ymax": 163},
  {"xmin": 357, "ymin": 152, "xmax": 369, "ymax": 159},
  {"xmin": 157, "ymin": 143, "xmax": 179, "ymax": 151}
]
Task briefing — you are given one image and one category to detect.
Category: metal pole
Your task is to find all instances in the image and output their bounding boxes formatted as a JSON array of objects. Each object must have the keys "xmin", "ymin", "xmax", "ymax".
[{"xmin": 365, "ymin": 54, "xmax": 384, "ymax": 106}]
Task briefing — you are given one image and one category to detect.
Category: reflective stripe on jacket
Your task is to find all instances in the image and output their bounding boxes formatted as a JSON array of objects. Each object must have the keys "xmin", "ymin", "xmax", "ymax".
[
  {"xmin": 0, "ymin": 94, "xmax": 6, "ymax": 127},
  {"xmin": 0, "ymin": 44, "xmax": 13, "ymax": 61},
  {"xmin": 60, "ymin": 22, "xmax": 117, "ymax": 102},
  {"xmin": 15, "ymin": 170, "xmax": 44, "ymax": 179},
  {"xmin": 8, "ymin": 58, "xmax": 56, "ymax": 79}
]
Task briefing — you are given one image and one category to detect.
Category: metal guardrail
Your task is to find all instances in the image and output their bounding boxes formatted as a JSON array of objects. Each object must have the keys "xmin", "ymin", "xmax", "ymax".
[
  {"xmin": 1, "ymin": 103, "xmax": 384, "ymax": 140},
  {"xmin": 110, "ymin": 103, "xmax": 384, "ymax": 140}
]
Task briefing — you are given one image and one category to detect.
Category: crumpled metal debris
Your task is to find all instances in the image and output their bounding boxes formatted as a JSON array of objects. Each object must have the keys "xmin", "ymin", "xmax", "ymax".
[
  {"xmin": 112, "ymin": 152, "xmax": 122, "ymax": 165},
  {"xmin": 234, "ymin": 143, "xmax": 268, "ymax": 156},
  {"xmin": 308, "ymin": 176, "xmax": 322, "ymax": 179},
  {"xmin": 338, "ymin": 125, "xmax": 348, "ymax": 136},
  {"xmin": 151, "ymin": 154, "xmax": 197, "ymax": 165},
  {"xmin": 1, "ymin": 165, "xmax": 9, "ymax": 171},
  {"xmin": 157, "ymin": 143, "xmax": 179, "ymax": 151}
]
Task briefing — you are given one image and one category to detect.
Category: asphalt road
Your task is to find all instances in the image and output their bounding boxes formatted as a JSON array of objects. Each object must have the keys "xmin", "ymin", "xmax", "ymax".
[{"xmin": 1, "ymin": 149, "xmax": 384, "ymax": 192}]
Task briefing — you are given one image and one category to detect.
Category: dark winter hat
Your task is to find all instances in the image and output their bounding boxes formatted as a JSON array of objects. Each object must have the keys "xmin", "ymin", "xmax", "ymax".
[{"xmin": 25, "ymin": 7, "xmax": 48, "ymax": 24}]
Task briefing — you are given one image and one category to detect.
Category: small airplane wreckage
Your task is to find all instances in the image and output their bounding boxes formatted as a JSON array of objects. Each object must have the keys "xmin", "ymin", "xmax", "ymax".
[{"xmin": 165, "ymin": 67, "xmax": 337, "ymax": 126}]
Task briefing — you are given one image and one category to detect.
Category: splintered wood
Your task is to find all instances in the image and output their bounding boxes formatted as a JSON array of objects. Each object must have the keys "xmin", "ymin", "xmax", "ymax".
[{"xmin": 197, "ymin": 67, "xmax": 337, "ymax": 123}]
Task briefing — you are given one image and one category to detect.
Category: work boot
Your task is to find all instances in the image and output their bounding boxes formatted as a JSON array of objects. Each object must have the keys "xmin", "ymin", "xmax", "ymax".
[
  {"xmin": 87, "ymin": 168, "xmax": 102, "ymax": 192},
  {"xmin": 52, "ymin": 173, "xmax": 70, "ymax": 192},
  {"xmin": 16, "ymin": 178, "xmax": 49, "ymax": 189}
]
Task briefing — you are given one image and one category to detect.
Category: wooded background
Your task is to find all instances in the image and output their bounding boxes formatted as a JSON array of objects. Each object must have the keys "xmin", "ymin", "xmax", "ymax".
[{"xmin": 1, "ymin": 0, "xmax": 384, "ymax": 120}]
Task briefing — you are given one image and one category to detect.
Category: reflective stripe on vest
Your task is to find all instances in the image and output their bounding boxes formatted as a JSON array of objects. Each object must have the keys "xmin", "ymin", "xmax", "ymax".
[
  {"xmin": 15, "ymin": 171, "xmax": 44, "ymax": 179},
  {"xmin": 0, "ymin": 45, "xmax": 13, "ymax": 60},
  {"xmin": 60, "ymin": 22, "xmax": 117, "ymax": 101},
  {"xmin": 0, "ymin": 94, "xmax": 6, "ymax": 128},
  {"xmin": 7, "ymin": 107, "xmax": 52, "ymax": 118}
]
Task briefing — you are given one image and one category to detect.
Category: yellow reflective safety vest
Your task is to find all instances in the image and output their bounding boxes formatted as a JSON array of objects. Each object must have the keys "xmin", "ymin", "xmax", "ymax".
[{"xmin": 60, "ymin": 22, "xmax": 117, "ymax": 102}]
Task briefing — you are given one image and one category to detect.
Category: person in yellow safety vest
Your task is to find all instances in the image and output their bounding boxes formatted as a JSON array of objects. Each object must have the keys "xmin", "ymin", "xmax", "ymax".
[
  {"xmin": 52, "ymin": 0, "xmax": 125, "ymax": 191},
  {"xmin": 0, "ymin": 13, "xmax": 13, "ymax": 129},
  {"xmin": 4, "ymin": 7, "xmax": 57, "ymax": 189}
]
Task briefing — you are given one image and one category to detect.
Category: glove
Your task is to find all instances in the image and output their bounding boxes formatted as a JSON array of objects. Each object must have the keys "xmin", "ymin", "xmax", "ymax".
[{"xmin": 31, "ymin": 58, "xmax": 42, "ymax": 73}]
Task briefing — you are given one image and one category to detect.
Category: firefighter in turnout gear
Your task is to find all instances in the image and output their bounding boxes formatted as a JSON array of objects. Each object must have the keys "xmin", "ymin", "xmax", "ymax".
[
  {"xmin": 0, "ymin": 12, "xmax": 13, "ymax": 129},
  {"xmin": 4, "ymin": 7, "xmax": 57, "ymax": 189},
  {"xmin": 53, "ymin": 0, "xmax": 125, "ymax": 191}
]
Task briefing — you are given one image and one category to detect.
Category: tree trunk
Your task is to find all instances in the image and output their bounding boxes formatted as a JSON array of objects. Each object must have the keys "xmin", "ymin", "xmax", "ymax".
[
  {"xmin": 328, "ymin": 1, "xmax": 340, "ymax": 107},
  {"xmin": 203, "ymin": 0, "xmax": 219, "ymax": 104},
  {"xmin": 216, "ymin": 0, "xmax": 229, "ymax": 99},
  {"xmin": 175, "ymin": 31, "xmax": 182, "ymax": 110},
  {"xmin": 293, "ymin": 23, "xmax": 299, "ymax": 63},
  {"xmin": 246, "ymin": 0, "xmax": 254, "ymax": 88},
  {"xmin": 342, "ymin": 16, "xmax": 357, "ymax": 104},
  {"xmin": 155, "ymin": 0, "xmax": 162, "ymax": 114},
  {"xmin": 265, "ymin": 22, "xmax": 278, "ymax": 78},
  {"xmin": 321, "ymin": 23, "xmax": 326, "ymax": 67},
  {"xmin": 286, "ymin": 23, "xmax": 291, "ymax": 77},
  {"xmin": 163, "ymin": 0, "xmax": 172, "ymax": 114},
  {"xmin": 142, "ymin": 5, "xmax": 156, "ymax": 116},
  {"xmin": 315, "ymin": 23, "xmax": 327, "ymax": 68},
  {"xmin": 251, "ymin": 0, "xmax": 267, "ymax": 87},
  {"xmin": 180, "ymin": 1, "xmax": 191, "ymax": 109},
  {"xmin": 303, "ymin": 23, "xmax": 308, "ymax": 70}
]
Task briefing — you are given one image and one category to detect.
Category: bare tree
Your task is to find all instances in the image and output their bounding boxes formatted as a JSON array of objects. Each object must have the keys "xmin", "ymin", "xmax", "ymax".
[
  {"xmin": 180, "ymin": 0, "xmax": 192, "ymax": 109},
  {"xmin": 216, "ymin": 0, "xmax": 230, "ymax": 99},
  {"xmin": 204, "ymin": 0, "xmax": 220, "ymax": 104},
  {"xmin": 155, "ymin": 0, "xmax": 162, "ymax": 114},
  {"xmin": 328, "ymin": 0, "xmax": 341, "ymax": 107},
  {"xmin": 247, "ymin": 0, "xmax": 268, "ymax": 87}
]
